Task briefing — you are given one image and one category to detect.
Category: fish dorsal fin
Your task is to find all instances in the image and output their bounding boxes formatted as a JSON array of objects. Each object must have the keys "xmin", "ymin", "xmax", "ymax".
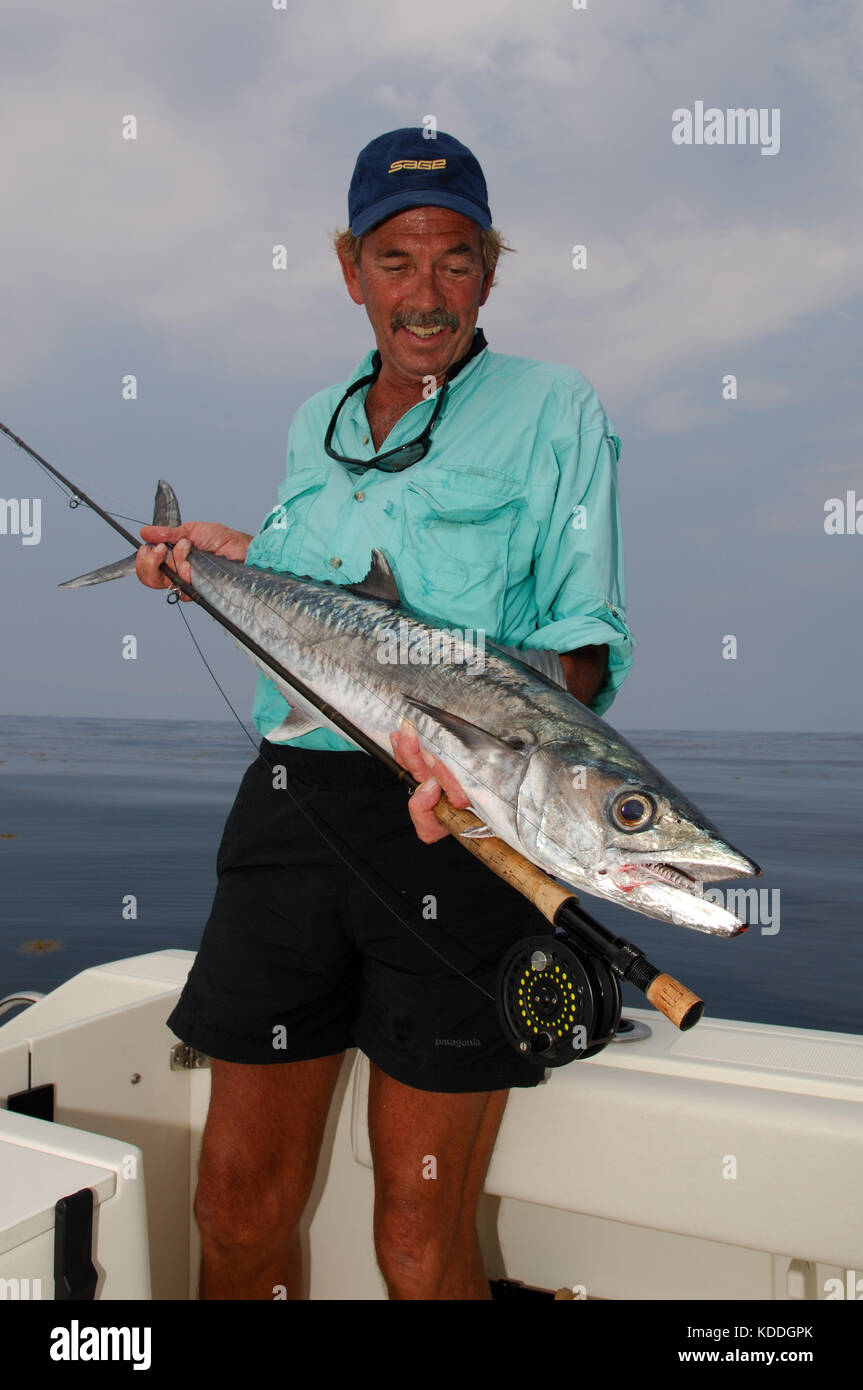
[
  {"xmin": 154, "ymin": 480, "xmax": 181, "ymax": 528},
  {"xmin": 345, "ymin": 548, "xmax": 401, "ymax": 604},
  {"xmin": 489, "ymin": 642, "xmax": 568, "ymax": 690}
]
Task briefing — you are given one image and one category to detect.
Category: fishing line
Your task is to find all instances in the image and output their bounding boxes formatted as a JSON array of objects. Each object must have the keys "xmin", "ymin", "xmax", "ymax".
[
  {"xmin": 17, "ymin": 452, "xmax": 78, "ymax": 504},
  {"xmin": 172, "ymin": 597, "xmax": 498, "ymax": 1001},
  {"xmin": 6, "ymin": 430, "xmax": 144, "ymax": 528}
]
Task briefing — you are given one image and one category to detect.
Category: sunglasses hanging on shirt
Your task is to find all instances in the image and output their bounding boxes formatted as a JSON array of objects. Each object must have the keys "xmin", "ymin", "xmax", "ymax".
[{"xmin": 323, "ymin": 328, "xmax": 487, "ymax": 475}]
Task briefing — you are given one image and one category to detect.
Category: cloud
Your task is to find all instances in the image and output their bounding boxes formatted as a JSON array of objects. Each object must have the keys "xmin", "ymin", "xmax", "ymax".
[
  {"xmin": 1, "ymin": 0, "xmax": 861, "ymax": 728},
  {"xmin": 2, "ymin": 0, "xmax": 861, "ymax": 402}
]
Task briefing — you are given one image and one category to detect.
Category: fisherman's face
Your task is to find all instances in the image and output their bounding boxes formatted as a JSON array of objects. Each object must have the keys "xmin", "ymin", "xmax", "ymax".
[{"xmin": 339, "ymin": 207, "xmax": 494, "ymax": 386}]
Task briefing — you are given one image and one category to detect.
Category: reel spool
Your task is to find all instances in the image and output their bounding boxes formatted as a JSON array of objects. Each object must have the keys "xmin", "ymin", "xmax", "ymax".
[{"xmin": 496, "ymin": 933, "xmax": 622, "ymax": 1067}]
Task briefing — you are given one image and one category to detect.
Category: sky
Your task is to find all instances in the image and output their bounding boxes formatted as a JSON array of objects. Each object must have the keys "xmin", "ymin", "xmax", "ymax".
[{"xmin": 1, "ymin": 0, "xmax": 861, "ymax": 731}]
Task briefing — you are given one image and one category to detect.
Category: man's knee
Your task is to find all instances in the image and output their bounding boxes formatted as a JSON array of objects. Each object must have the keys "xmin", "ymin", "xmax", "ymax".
[
  {"xmin": 374, "ymin": 1191, "xmax": 456, "ymax": 1294},
  {"xmin": 194, "ymin": 1153, "xmax": 310, "ymax": 1248}
]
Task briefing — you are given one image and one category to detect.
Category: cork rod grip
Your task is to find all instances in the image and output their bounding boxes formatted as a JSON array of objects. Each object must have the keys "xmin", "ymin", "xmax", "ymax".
[
  {"xmin": 645, "ymin": 973, "xmax": 704, "ymax": 1030},
  {"xmin": 431, "ymin": 798, "xmax": 572, "ymax": 923}
]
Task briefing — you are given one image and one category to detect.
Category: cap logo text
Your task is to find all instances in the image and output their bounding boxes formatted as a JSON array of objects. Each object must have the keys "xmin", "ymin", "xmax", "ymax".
[{"xmin": 388, "ymin": 158, "xmax": 447, "ymax": 173}]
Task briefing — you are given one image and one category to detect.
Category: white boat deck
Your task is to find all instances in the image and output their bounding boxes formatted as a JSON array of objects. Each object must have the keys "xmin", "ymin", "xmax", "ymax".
[{"xmin": 1, "ymin": 950, "xmax": 862, "ymax": 1300}]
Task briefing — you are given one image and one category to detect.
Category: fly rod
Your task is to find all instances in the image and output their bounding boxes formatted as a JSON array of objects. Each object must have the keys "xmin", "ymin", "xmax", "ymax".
[{"xmin": 1, "ymin": 419, "xmax": 703, "ymax": 1032}]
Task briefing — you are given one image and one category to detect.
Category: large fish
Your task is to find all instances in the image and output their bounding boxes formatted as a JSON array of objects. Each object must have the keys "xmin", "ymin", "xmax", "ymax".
[{"xmin": 61, "ymin": 482, "xmax": 760, "ymax": 937}]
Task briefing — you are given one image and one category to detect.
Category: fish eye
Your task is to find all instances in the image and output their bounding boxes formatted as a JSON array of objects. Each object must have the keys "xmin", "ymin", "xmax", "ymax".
[{"xmin": 611, "ymin": 791, "xmax": 656, "ymax": 832}]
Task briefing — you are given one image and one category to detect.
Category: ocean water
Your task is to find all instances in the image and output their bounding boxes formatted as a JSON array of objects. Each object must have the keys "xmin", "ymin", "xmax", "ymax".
[{"xmin": 0, "ymin": 716, "xmax": 861, "ymax": 1037}]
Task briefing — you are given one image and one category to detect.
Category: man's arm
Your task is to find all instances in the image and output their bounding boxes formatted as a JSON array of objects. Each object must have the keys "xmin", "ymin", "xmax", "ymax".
[{"xmin": 559, "ymin": 643, "xmax": 608, "ymax": 706}]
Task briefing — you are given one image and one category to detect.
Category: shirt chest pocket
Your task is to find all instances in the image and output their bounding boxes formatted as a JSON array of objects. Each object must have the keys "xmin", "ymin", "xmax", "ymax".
[
  {"xmin": 251, "ymin": 468, "xmax": 327, "ymax": 571},
  {"xmin": 399, "ymin": 472, "xmax": 526, "ymax": 635}
]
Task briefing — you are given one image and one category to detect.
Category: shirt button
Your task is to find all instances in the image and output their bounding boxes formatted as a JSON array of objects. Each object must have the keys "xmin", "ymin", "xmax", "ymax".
[
  {"xmin": 353, "ymin": 490, "xmax": 365, "ymax": 502},
  {"xmin": 361, "ymin": 435, "xmax": 370, "ymax": 445},
  {"xmin": 330, "ymin": 556, "xmax": 342, "ymax": 569}
]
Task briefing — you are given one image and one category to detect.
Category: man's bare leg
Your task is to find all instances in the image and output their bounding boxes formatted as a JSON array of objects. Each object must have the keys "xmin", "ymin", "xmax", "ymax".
[
  {"xmin": 368, "ymin": 1063, "xmax": 509, "ymax": 1300},
  {"xmin": 193, "ymin": 1052, "xmax": 345, "ymax": 1299}
]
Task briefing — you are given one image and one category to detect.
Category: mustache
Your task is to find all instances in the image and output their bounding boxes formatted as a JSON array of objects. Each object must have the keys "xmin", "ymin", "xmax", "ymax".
[{"xmin": 391, "ymin": 308, "xmax": 459, "ymax": 332}]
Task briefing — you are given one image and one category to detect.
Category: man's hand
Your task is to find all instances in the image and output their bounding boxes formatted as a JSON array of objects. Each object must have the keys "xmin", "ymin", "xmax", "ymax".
[
  {"xmin": 135, "ymin": 523, "xmax": 253, "ymax": 600},
  {"xmin": 389, "ymin": 719, "xmax": 472, "ymax": 844}
]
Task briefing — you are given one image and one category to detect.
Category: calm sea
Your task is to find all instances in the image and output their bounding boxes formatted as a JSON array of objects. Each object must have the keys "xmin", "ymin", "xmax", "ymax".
[{"xmin": 1, "ymin": 716, "xmax": 861, "ymax": 1037}]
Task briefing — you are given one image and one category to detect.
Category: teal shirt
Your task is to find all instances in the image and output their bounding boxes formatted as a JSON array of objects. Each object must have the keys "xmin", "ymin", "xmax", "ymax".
[{"xmin": 245, "ymin": 333, "xmax": 634, "ymax": 751}]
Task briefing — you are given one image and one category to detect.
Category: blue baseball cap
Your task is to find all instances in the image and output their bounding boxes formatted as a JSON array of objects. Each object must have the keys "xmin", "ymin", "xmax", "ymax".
[{"xmin": 348, "ymin": 128, "xmax": 492, "ymax": 236}]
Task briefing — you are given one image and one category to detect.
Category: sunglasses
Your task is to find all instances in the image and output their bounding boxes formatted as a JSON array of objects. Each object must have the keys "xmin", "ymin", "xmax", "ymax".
[{"xmin": 323, "ymin": 352, "xmax": 448, "ymax": 475}]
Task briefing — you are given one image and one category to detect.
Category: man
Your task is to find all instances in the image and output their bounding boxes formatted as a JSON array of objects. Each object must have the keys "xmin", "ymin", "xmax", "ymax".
[{"xmin": 136, "ymin": 128, "xmax": 633, "ymax": 1300}]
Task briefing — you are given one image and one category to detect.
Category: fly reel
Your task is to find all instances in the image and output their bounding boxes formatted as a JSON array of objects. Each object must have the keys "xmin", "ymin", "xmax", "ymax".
[{"xmin": 496, "ymin": 933, "xmax": 622, "ymax": 1066}]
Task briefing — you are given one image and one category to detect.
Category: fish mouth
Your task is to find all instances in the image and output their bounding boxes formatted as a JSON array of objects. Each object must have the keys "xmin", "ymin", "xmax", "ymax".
[
  {"xmin": 599, "ymin": 850, "xmax": 762, "ymax": 935},
  {"xmin": 639, "ymin": 861, "xmax": 704, "ymax": 894},
  {"xmin": 616, "ymin": 843, "xmax": 761, "ymax": 888},
  {"xmin": 608, "ymin": 859, "xmax": 709, "ymax": 903},
  {"xmin": 637, "ymin": 854, "xmax": 760, "ymax": 891}
]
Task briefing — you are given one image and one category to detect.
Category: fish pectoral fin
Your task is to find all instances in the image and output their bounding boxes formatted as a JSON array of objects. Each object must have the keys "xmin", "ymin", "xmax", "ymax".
[
  {"xmin": 345, "ymin": 548, "xmax": 401, "ymax": 604},
  {"xmin": 264, "ymin": 706, "xmax": 323, "ymax": 741},
  {"xmin": 459, "ymin": 823, "xmax": 498, "ymax": 840},
  {"xmin": 58, "ymin": 554, "xmax": 139, "ymax": 588},
  {"xmin": 231, "ymin": 646, "xmax": 326, "ymax": 737},
  {"xmin": 405, "ymin": 698, "xmax": 511, "ymax": 756}
]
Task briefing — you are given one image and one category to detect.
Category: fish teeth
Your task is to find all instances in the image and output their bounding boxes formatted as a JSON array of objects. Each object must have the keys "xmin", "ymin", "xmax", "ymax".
[{"xmin": 641, "ymin": 861, "xmax": 702, "ymax": 893}]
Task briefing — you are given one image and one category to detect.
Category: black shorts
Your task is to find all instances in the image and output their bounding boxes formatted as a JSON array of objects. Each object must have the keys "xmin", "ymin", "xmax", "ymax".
[{"xmin": 167, "ymin": 740, "xmax": 552, "ymax": 1093}]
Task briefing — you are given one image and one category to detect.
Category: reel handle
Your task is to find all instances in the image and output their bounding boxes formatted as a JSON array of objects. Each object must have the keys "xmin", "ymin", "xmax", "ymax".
[{"xmin": 432, "ymin": 797, "xmax": 704, "ymax": 1033}]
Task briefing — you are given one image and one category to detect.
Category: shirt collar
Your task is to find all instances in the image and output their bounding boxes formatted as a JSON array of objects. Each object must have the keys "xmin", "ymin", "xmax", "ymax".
[{"xmin": 346, "ymin": 327, "xmax": 488, "ymax": 390}]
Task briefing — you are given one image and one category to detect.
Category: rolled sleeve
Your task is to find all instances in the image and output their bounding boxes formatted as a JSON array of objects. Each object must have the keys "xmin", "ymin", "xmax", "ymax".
[{"xmin": 522, "ymin": 418, "xmax": 634, "ymax": 716}]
